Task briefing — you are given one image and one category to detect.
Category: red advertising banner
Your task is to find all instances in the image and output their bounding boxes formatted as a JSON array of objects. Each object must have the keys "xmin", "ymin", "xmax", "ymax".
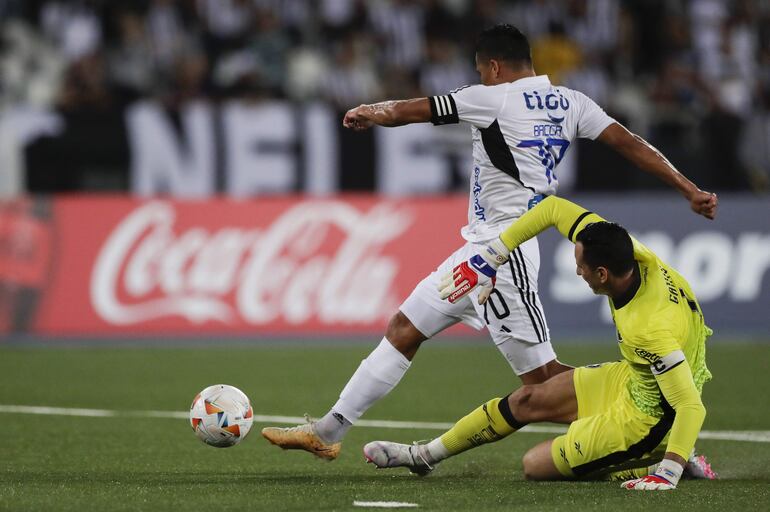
[{"xmin": 1, "ymin": 196, "xmax": 469, "ymax": 336}]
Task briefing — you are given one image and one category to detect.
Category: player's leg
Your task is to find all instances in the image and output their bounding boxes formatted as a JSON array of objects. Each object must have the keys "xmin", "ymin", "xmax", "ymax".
[
  {"xmin": 363, "ymin": 362, "xmax": 629, "ymax": 474},
  {"xmin": 524, "ymin": 441, "xmax": 663, "ymax": 483},
  {"xmin": 533, "ymin": 364, "xmax": 673, "ymax": 482},
  {"xmin": 364, "ymin": 368, "xmax": 577, "ymax": 472},
  {"xmin": 262, "ymin": 244, "xmax": 481, "ymax": 459},
  {"xmin": 260, "ymin": 311, "xmax": 427, "ymax": 460},
  {"xmin": 524, "ymin": 436, "xmax": 657, "ymax": 482},
  {"xmin": 430, "ymin": 368, "xmax": 577, "ymax": 458},
  {"xmin": 477, "ymin": 238, "xmax": 572, "ymax": 385},
  {"xmin": 522, "ymin": 440, "xmax": 562, "ymax": 480},
  {"xmin": 310, "ymin": 311, "xmax": 429, "ymax": 444}
]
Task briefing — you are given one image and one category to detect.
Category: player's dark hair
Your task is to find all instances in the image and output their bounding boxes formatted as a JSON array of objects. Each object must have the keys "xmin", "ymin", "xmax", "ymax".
[
  {"xmin": 475, "ymin": 24, "xmax": 532, "ymax": 65},
  {"xmin": 575, "ymin": 222, "xmax": 635, "ymax": 276}
]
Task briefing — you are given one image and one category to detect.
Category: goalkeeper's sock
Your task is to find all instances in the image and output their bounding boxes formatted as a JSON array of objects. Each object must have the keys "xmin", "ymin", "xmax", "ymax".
[
  {"xmin": 317, "ymin": 338, "xmax": 411, "ymax": 443},
  {"xmin": 427, "ymin": 395, "xmax": 525, "ymax": 463}
]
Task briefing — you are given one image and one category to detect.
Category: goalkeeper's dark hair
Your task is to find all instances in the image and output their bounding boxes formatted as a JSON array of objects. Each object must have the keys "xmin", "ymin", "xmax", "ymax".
[
  {"xmin": 475, "ymin": 24, "xmax": 532, "ymax": 65},
  {"xmin": 575, "ymin": 222, "xmax": 635, "ymax": 276}
]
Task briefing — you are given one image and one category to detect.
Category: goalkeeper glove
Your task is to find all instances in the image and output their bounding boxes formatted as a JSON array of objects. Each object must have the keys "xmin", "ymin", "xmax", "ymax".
[
  {"xmin": 622, "ymin": 459, "xmax": 683, "ymax": 491},
  {"xmin": 438, "ymin": 238, "xmax": 509, "ymax": 304}
]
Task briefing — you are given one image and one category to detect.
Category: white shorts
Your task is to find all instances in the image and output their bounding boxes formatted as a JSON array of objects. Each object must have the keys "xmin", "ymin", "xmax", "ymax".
[{"xmin": 400, "ymin": 237, "xmax": 556, "ymax": 375}]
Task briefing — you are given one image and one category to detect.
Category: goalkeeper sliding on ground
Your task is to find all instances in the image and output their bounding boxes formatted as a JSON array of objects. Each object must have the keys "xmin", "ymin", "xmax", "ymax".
[{"xmin": 363, "ymin": 196, "xmax": 716, "ymax": 490}]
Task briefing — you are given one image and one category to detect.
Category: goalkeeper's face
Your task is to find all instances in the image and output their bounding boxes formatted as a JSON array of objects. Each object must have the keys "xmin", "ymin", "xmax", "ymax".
[{"xmin": 575, "ymin": 242, "xmax": 610, "ymax": 295}]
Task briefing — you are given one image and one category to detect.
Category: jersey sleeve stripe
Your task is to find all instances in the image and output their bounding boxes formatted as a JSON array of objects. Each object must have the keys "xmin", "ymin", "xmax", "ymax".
[
  {"xmin": 435, "ymin": 96, "xmax": 445, "ymax": 116},
  {"xmin": 445, "ymin": 94, "xmax": 457, "ymax": 115},
  {"xmin": 429, "ymin": 95, "xmax": 459, "ymax": 125},
  {"xmin": 443, "ymin": 95, "xmax": 453, "ymax": 115},
  {"xmin": 567, "ymin": 211, "xmax": 594, "ymax": 242}
]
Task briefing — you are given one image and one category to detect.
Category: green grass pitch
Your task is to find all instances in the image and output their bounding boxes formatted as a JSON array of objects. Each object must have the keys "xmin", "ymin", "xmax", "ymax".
[{"xmin": 0, "ymin": 340, "xmax": 768, "ymax": 511}]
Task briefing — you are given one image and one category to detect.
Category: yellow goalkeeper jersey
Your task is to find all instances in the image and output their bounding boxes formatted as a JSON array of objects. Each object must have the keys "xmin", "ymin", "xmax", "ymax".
[
  {"xmin": 499, "ymin": 195, "xmax": 712, "ymax": 459},
  {"xmin": 610, "ymin": 238, "xmax": 712, "ymax": 418}
]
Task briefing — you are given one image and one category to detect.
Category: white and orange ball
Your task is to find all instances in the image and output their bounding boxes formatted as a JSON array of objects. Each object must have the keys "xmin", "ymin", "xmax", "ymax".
[{"xmin": 189, "ymin": 384, "xmax": 254, "ymax": 447}]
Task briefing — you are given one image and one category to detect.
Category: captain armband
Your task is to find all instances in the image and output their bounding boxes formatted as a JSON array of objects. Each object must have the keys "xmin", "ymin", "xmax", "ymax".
[
  {"xmin": 649, "ymin": 349, "xmax": 686, "ymax": 375},
  {"xmin": 429, "ymin": 95, "xmax": 459, "ymax": 125}
]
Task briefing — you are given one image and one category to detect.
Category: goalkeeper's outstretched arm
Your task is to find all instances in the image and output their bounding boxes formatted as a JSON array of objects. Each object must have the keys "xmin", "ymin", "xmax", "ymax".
[
  {"xmin": 438, "ymin": 196, "xmax": 608, "ymax": 304},
  {"xmin": 498, "ymin": 196, "xmax": 606, "ymax": 251}
]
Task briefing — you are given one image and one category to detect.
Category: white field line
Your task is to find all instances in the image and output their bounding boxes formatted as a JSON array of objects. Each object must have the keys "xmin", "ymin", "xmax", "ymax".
[
  {"xmin": 353, "ymin": 501, "xmax": 419, "ymax": 508},
  {"xmin": 2, "ymin": 404, "xmax": 769, "ymax": 443}
]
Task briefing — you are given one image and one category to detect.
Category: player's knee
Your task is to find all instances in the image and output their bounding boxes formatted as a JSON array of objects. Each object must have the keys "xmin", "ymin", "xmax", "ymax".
[
  {"xmin": 385, "ymin": 312, "xmax": 425, "ymax": 358},
  {"xmin": 509, "ymin": 385, "xmax": 536, "ymax": 422},
  {"xmin": 521, "ymin": 450, "xmax": 544, "ymax": 481},
  {"xmin": 522, "ymin": 443, "xmax": 561, "ymax": 481}
]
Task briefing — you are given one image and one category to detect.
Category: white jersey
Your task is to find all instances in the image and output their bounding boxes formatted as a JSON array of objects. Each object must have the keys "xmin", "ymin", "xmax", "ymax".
[{"xmin": 429, "ymin": 75, "xmax": 615, "ymax": 242}]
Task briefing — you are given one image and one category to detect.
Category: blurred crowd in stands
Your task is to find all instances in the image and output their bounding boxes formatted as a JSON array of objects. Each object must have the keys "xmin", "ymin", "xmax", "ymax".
[{"xmin": 1, "ymin": 0, "xmax": 769, "ymax": 191}]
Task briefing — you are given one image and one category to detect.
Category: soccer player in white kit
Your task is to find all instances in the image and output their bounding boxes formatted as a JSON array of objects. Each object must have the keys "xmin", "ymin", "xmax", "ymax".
[{"xmin": 262, "ymin": 24, "xmax": 718, "ymax": 460}]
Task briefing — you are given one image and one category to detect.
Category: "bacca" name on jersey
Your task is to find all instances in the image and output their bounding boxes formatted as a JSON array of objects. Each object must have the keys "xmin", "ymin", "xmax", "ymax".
[{"xmin": 533, "ymin": 124, "xmax": 563, "ymax": 137}]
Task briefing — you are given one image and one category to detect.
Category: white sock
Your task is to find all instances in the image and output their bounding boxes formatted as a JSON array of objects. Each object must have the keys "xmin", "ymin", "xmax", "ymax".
[
  {"xmin": 424, "ymin": 438, "xmax": 450, "ymax": 464},
  {"xmin": 315, "ymin": 338, "xmax": 411, "ymax": 443},
  {"xmin": 314, "ymin": 410, "xmax": 352, "ymax": 444}
]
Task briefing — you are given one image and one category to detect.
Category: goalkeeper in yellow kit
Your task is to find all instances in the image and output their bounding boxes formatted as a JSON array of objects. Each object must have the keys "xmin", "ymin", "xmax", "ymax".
[{"xmin": 363, "ymin": 196, "xmax": 715, "ymax": 490}]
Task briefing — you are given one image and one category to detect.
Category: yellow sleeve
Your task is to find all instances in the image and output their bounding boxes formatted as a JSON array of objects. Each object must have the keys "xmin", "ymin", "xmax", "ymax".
[
  {"xmin": 499, "ymin": 196, "xmax": 606, "ymax": 250},
  {"xmin": 655, "ymin": 358, "xmax": 706, "ymax": 460}
]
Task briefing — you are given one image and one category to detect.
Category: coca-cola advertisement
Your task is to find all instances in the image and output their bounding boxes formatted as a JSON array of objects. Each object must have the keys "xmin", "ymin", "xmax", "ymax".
[
  {"xmin": 16, "ymin": 196, "xmax": 467, "ymax": 336},
  {"xmin": 2, "ymin": 195, "xmax": 767, "ymax": 339}
]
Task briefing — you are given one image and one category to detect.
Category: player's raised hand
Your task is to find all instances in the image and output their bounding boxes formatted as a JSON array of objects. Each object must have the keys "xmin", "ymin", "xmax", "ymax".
[
  {"xmin": 689, "ymin": 190, "xmax": 718, "ymax": 220},
  {"xmin": 343, "ymin": 105, "xmax": 375, "ymax": 131},
  {"xmin": 621, "ymin": 474, "xmax": 676, "ymax": 491},
  {"xmin": 438, "ymin": 238, "xmax": 510, "ymax": 305}
]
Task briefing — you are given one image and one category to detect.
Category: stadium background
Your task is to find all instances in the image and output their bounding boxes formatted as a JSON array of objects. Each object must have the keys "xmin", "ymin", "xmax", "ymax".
[
  {"xmin": 0, "ymin": 1, "xmax": 769, "ymax": 511},
  {"xmin": 1, "ymin": 0, "xmax": 769, "ymax": 338}
]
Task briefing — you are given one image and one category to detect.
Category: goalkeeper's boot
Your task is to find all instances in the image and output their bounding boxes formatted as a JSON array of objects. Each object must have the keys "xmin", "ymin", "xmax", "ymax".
[
  {"xmin": 261, "ymin": 416, "xmax": 341, "ymax": 461},
  {"xmin": 363, "ymin": 441, "xmax": 435, "ymax": 476},
  {"xmin": 683, "ymin": 450, "xmax": 718, "ymax": 480}
]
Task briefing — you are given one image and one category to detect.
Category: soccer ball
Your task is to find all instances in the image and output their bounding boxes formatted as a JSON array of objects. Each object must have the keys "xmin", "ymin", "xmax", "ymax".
[{"xmin": 189, "ymin": 384, "xmax": 254, "ymax": 447}]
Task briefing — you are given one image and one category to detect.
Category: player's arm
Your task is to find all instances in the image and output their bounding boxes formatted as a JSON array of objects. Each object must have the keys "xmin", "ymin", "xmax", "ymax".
[
  {"xmin": 623, "ymin": 351, "xmax": 706, "ymax": 491},
  {"xmin": 439, "ymin": 196, "xmax": 605, "ymax": 303},
  {"xmin": 343, "ymin": 85, "xmax": 500, "ymax": 131},
  {"xmin": 656, "ymin": 357, "xmax": 706, "ymax": 463},
  {"xmin": 342, "ymin": 98, "xmax": 432, "ymax": 130},
  {"xmin": 597, "ymin": 123, "xmax": 718, "ymax": 220},
  {"xmin": 498, "ymin": 196, "xmax": 605, "ymax": 250}
]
